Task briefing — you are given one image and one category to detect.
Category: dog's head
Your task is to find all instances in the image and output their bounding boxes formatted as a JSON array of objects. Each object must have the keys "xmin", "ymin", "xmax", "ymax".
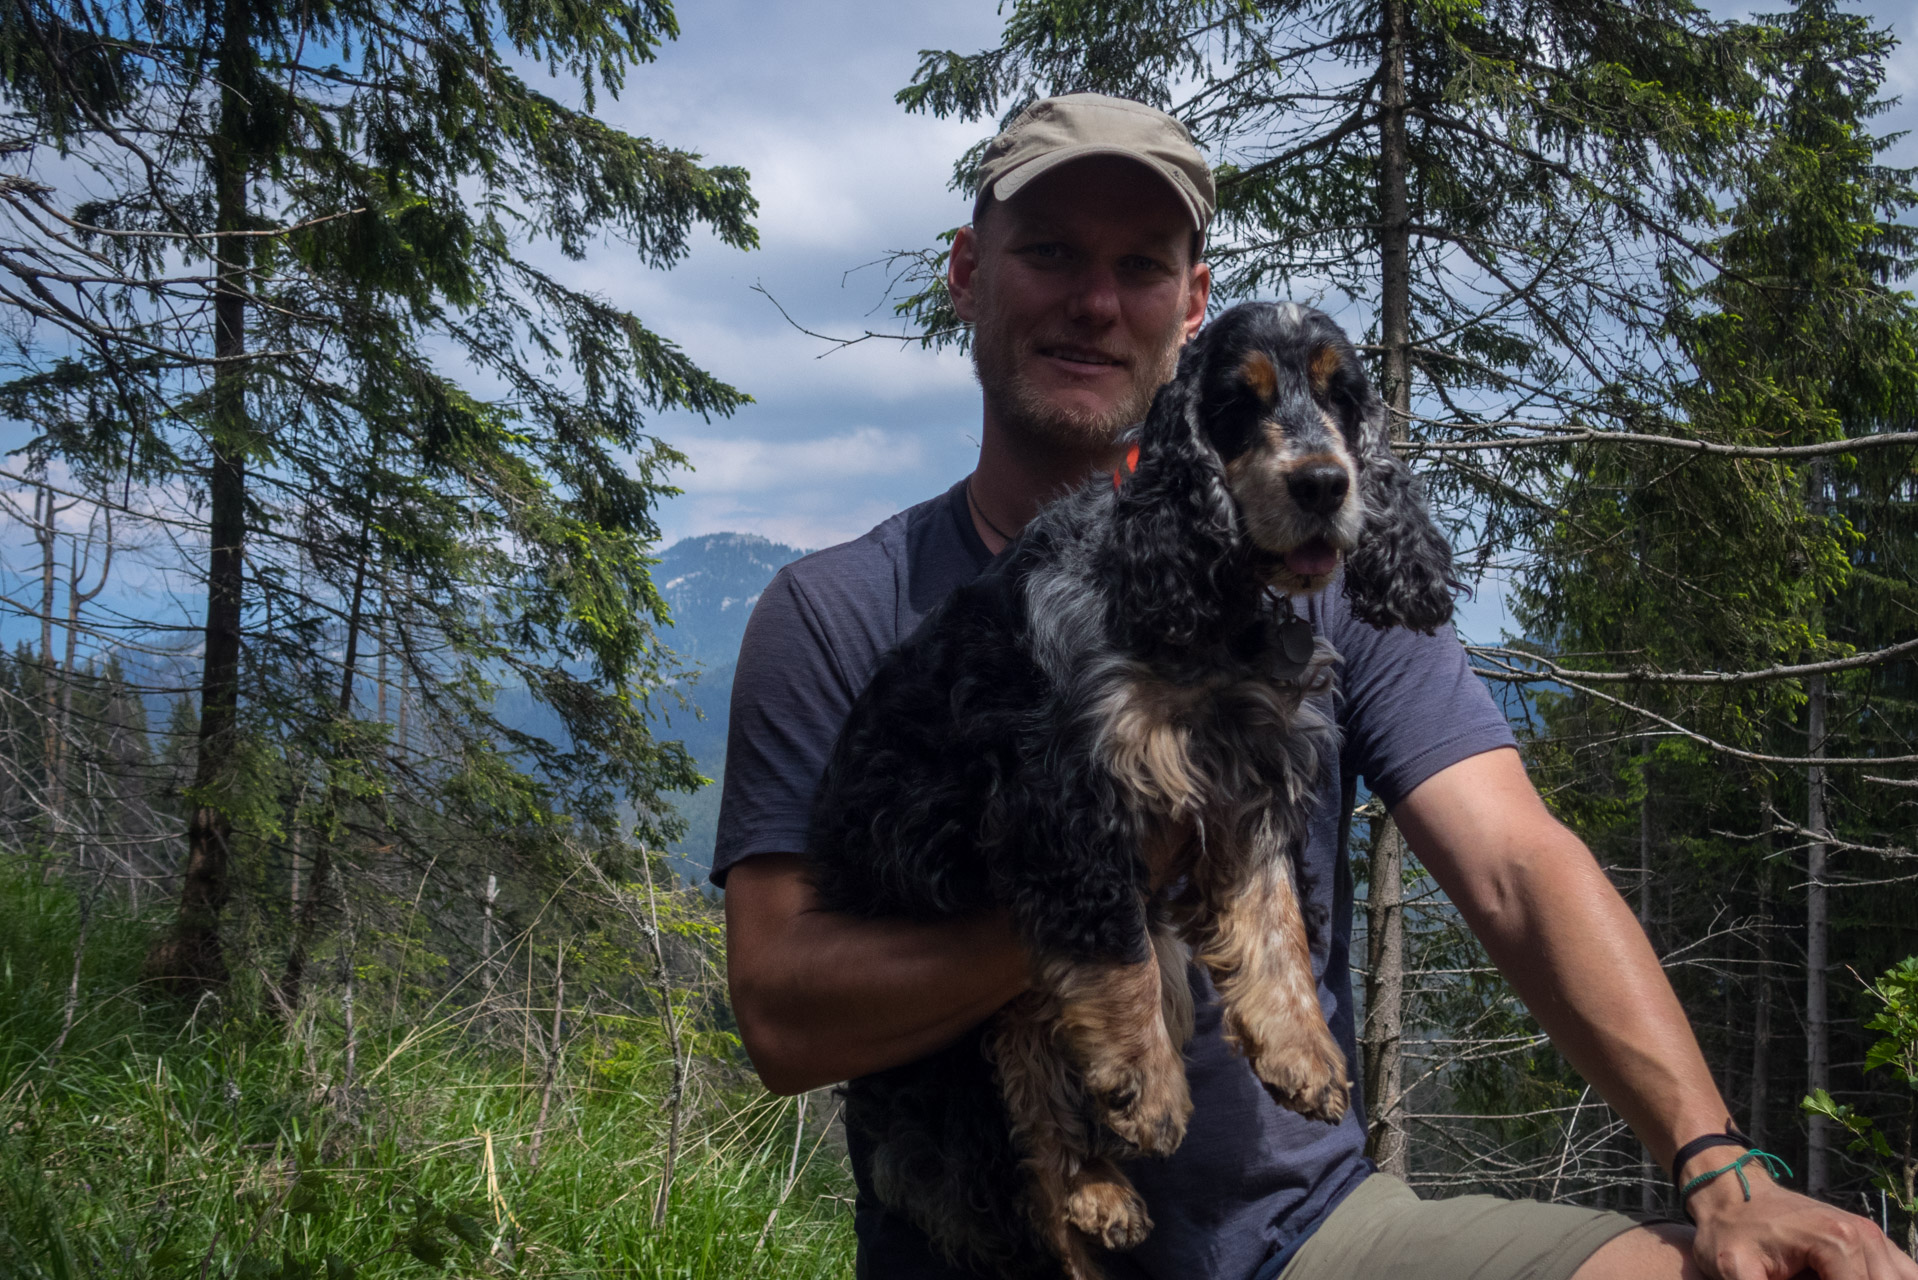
[{"xmin": 1138, "ymin": 302, "xmax": 1457, "ymax": 633}]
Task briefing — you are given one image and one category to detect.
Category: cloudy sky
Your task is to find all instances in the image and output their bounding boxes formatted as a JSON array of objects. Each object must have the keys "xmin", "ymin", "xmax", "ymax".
[
  {"xmin": 8, "ymin": 0, "xmax": 1914, "ymax": 654},
  {"xmin": 583, "ymin": 0, "xmax": 1918, "ymax": 645},
  {"xmin": 577, "ymin": 0, "xmax": 1007, "ymax": 553}
]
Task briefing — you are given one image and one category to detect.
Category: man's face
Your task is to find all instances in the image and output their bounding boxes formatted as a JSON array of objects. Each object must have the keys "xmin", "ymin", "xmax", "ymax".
[{"xmin": 949, "ymin": 156, "xmax": 1211, "ymax": 454}]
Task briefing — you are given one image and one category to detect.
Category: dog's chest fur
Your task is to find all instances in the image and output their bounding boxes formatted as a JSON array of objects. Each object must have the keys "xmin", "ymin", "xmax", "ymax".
[{"xmin": 1019, "ymin": 488, "xmax": 1339, "ymax": 843}]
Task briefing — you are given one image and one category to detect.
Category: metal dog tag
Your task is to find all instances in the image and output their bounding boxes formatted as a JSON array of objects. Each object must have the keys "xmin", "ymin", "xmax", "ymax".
[{"xmin": 1271, "ymin": 612, "xmax": 1317, "ymax": 683}]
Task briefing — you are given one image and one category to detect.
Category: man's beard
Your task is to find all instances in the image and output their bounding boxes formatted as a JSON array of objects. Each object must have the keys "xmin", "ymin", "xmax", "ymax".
[{"xmin": 971, "ymin": 313, "xmax": 1184, "ymax": 453}]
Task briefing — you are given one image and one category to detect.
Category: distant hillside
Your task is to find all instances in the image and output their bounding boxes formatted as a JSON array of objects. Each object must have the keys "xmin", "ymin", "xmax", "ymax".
[
  {"xmin": 655, "ymin": 533, "xmax": 808, "ymax": 665},
  {"xmin": 655, "ymin": 533, "xmax": 808, "ymax": 876}
]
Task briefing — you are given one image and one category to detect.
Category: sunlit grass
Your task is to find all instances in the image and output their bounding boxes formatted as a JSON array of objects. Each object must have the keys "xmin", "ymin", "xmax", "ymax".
[{"xmin": 0, "ymin": 869, "xmax": 855, "ymax": 1279}]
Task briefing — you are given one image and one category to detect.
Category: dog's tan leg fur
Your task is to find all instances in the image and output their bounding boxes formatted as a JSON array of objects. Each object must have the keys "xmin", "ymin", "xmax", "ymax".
[
  {"xmin": 992, "ymin": 1001, "xmax": 1152, "ymax": 1279},
  {"xmin": 1042, "ymin": 949, "xmax": 1193, "ymax": 1156},
  {"xmin": 1196, "ymin": 853, "xmax": 1350, "ymax": 1122}
]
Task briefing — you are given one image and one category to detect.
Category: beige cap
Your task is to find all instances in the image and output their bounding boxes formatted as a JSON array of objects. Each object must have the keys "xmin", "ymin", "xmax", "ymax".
[{"xmin": 973, "ymin": 93, "xmax": 1214, "ymax": 231}]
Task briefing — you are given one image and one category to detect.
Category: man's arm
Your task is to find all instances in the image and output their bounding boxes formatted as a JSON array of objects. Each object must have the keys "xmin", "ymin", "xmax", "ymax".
[
  {"xmin": 1395, "ymin": 746, "xmax": 1915, "ymax": 1280},
  {"xmin": 725, "ymin": 852, "xmax": 1030, "ymax": 1095}
]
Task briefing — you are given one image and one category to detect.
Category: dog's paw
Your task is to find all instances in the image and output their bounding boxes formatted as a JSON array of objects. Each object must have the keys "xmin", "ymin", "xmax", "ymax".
[
  {"xmin": 1246, "ymin": 1022, "xmax": 1350, "ymax": 1124},
  {"xmin": 1064, "ymin": 1166, "xmax": 1153, "ymax": 1252},
  {"xmin": 1083, "ymin": 1044, "xmax": 1192, "ymax": 1156}
]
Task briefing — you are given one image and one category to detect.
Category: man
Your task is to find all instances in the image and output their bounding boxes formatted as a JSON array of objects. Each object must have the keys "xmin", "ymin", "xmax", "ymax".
[{"xmin": 717, "ymin": 93, "xmax": 1914, "ymax": 1280}]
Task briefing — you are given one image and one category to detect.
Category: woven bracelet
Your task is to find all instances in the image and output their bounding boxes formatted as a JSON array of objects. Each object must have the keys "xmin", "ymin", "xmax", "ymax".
[
  {"xmin": 1667, "ymin": 1126, "xmax": 1757, "ymax": 1202},
  {"xmin": 1678, "ymin": 1149, "xmax": 1793, "ymax": 1222}
]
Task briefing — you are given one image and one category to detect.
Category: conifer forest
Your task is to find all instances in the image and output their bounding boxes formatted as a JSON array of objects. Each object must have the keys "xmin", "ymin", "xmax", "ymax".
[{"xmin": 0, "ymin": 0, "xmax": 1913, "ymax": 1275}]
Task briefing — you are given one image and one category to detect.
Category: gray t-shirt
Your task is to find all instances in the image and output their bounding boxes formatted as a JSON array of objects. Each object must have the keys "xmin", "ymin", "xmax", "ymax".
[{"xmin": 714, "ymin": 479, "xmax": 1515, "ymax": 1280}]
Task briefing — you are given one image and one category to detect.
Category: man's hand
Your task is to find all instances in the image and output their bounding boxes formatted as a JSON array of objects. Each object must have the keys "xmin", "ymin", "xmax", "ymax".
[
  {"xmin": 725, "ymin": 852, "xmax": 1030, "ymax": 1094},
  {"xmin": 1685, "ymin": 1159, "xmax": 1918, "ymax": 1280},
  {"xmin": 1397, "ymin": 749, "xmax": 1918, "ymax": 1280}
]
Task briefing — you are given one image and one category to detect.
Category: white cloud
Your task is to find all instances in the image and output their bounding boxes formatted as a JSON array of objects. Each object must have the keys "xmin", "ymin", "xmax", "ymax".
[{"xmin": 669, "ymin": 426, "xmax": 925, "ymax": 494}]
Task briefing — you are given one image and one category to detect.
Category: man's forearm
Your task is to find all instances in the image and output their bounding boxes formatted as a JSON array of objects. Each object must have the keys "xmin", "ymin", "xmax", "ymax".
[
  {"xmin": 724, "ymin": 852, "xmax": 1031, "ymax": 1094},
  {"xmin": 1395, "ymin": 750, "xmax": 1732, "ymax": 1174}
]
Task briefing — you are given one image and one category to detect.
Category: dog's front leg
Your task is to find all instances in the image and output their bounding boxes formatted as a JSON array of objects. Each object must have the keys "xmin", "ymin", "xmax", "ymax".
[
  {"xmin": 992, "ymin": 999, "xmax": 1152, "ymax": 1277},
  {"xmin": 1194, "ymin": 839, "xmax": 1350, "ymax": 1122},
  {"xmin": 1039, "ymin": 940, "xmax": 1192, "ymax": 1157}
]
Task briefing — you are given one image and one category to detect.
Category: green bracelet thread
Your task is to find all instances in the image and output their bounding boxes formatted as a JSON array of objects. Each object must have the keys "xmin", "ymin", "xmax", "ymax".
[{"xmin": 1679, "ymin": 1148, "xmax": 1793, "ymax": 1210}]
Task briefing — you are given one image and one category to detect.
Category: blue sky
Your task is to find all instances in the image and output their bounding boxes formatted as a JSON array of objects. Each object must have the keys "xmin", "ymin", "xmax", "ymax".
[
  {"xmin": 7, "ymin": 0, "xmax": 1916, "ymax": 660},
  {"xmin": 573, "ymin": 0, "xmax": 1005, "ymax": 553},
  {"xmin": 584, "ymin": 0, "xmax": 1918, "ymax": 647}
]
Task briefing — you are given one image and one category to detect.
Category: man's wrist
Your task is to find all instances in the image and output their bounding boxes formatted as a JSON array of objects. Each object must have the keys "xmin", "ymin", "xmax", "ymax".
[{"xmin": 1676, "ymin": 1144, "xmax": 1780, "ymax": 1222}]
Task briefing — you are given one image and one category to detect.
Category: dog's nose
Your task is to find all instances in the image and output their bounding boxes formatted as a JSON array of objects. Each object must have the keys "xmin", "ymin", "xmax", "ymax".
[{"xmin": 1287, "ymin": 463, "xmax": 1349, "ymax": 515}]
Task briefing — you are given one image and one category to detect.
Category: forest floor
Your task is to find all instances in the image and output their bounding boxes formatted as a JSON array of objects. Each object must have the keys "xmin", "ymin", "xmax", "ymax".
[{"xmin": 0, "ymin": 869, "xmax": 856, "ymax": 1279}]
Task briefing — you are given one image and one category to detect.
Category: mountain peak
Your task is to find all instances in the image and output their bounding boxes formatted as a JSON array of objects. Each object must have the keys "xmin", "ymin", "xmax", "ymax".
[{"xmin": 655, "ymin": 532, "xmax": 808, "ymax": 663}]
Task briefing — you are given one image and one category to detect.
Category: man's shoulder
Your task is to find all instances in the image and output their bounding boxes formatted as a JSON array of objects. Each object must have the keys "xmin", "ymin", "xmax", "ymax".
[
  {"xmin": 747, "ymin": 482, "xmax": 979, "ymax": 669},
  {"xmin": 769, "ymin": 491, "xmax": 934, "ymax": 615}
]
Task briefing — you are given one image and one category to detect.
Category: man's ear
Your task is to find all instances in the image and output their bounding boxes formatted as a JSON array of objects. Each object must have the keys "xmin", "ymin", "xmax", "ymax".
[
  {"xmin": 947, "ymin": 224, "xmax": 981, "ymax": 324},
  {"xmin": 1181, "ymin": 261, "xmax": 1212, "ymax": 343}
]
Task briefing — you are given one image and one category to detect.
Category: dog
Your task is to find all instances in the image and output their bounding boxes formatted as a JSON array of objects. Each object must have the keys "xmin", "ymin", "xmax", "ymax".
[{"xmin": 803, "ymin": 301, "xmax": 1457, "ymax": 1279}]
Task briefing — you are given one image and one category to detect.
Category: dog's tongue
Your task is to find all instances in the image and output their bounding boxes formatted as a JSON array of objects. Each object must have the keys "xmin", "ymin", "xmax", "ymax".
[{"xmin": 1284, "ymin": 539, "xmax": 1339, "ymax": 579}]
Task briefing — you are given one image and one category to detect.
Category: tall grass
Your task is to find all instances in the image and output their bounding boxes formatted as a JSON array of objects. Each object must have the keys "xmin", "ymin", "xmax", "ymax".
[{"xmin": 0, "ymin": 869, "xmax": 855, "ymax": 1279}]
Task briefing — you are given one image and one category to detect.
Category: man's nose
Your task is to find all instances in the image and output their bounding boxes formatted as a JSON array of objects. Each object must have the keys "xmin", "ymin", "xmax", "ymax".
[{"xmin": 1064, "ymin": 265, "xmax": 1122, "ymax": 325}]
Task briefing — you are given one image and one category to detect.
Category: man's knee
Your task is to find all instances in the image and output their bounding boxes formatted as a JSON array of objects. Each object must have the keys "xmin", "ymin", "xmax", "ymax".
[{"xmin": 1573, "ymin": 1221, "xmax": 1701, "ymax": 1280}]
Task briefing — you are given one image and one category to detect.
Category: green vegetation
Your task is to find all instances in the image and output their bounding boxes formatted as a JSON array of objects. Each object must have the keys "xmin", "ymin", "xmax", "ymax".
[
  {"xmin": 1804, "ymin": 958, "xmax": 1918, "ymax": 1255},
  {"xmin": 0, "ymin": 868, "xmax": 855, "ymax": 1280}
]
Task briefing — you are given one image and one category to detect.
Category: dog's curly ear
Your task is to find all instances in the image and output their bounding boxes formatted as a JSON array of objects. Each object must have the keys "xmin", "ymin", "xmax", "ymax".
[
  {"xmin": 1342, "ymin": 392, "xmax": 1459, "ymax": 633},
  {"xmin": 1105, "ymin": 354, "xmax": 1240, "ymax": 653}
]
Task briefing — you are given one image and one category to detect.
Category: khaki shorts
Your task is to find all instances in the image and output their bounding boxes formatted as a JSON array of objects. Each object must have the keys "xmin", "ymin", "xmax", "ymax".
[{"xmin": 1278, "ymin": 1173, "xmax": 1643, "ymax": 1280}]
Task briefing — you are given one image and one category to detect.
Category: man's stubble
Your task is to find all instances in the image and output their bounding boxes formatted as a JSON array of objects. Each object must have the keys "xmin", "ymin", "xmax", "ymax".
[{"xmin": 968, "ymin": 276, "xmax": 1187, "ymax": 455}]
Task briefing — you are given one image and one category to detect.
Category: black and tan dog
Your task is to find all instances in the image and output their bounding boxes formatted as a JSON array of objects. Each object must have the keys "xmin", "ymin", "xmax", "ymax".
[{"xmin": 804, "ymin": 301, "xmax": 1457, "ymax": 1279}]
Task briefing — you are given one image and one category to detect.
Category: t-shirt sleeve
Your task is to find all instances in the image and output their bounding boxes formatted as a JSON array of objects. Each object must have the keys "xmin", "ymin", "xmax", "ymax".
[
  {"xmin": 1333, "ymin": 605, "xmax": 1516, "ymax": 810},
  {"xmin": 710, "ymin": 567, "xmax": 860, "ymax": 887}
]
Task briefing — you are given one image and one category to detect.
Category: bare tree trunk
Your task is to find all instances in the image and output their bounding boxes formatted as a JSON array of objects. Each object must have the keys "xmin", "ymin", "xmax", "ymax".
[
  {"xmin": 394, "ymin": 572, "xmax": 411, "ymax": 760},
  {"xmin": 1639, "ymin": 750, "xmax": 1659, "ymax": 1215},
  {"xmin": 340, "ymin": 919, "xmax": 357, "ymax": 1093},
  {"xmin": 48, "ymin": 874, "xmax": 106, "ymax": 1061},
  {"xmin": 283, "ymin": 540, "xmax": 372, "ymax": 1006},
  {"xmin": 479, "ymin": 872, "xmax": 498, "ymax": 1004},
  {"xmin": 1806, "ymin": 670, "xmax": 1831, "ymax": 1198},
  {"xmin": 150, "ymin": 0, "xmax": 252, "ymax": 989},
  {"xmin": 1366, "ymin": 28, "xmax": 1415, "ymax": 1177},
  {"xmin": 1749, "ymin": 875, "xmax": 1772, "ymax": 1151},
  {"xmin": 1363, "ymin": 809, "xmax": 1407, "ymax": 1176},
  {"xmin": 1901, "ymin": 1141, "xmax": 1914, "ymax": 1259},
  {"xmin": 528, "ymin": 945, "xmax": 564, "ymax": 1174},
  {"xmin": 1377, "ymin": 0, "xmax": 1413, "ymax": 419},
  {"xmin": 645, "ymin": 855, "xmax": 688, "ymax": 1227},
  {"xmin": 35, "ymin": 483, "xmax": 60, "ymax": 875},
  {"xmin": 55, "ymin": 508, "xmax": 112, "ymax": 854}
]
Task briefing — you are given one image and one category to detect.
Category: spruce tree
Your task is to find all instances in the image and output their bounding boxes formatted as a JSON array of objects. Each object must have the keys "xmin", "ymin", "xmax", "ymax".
[
  {"xmin": 0, "ymin": 0, "xmax": 757, "ymax": 987},
  {"xmin": 1518, "ymin": 0, "xmax": 1918, "ymax": 1206}
]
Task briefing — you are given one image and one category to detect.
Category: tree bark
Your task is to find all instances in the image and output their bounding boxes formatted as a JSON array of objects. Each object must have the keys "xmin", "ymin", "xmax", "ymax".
[
  {"xmin": 646, "ymin": 855, "xmax": 688, "ymax": 1226},
  {"xmin": 1377, "ymin": 0, "xmax": 1414, "ymax": 419},
  {"xmin": 1363, "ymin": 809, "xmax": 1407, "ymax": 1176},
  {"xmin": 35, "ymin": 483, "xmax": 61, "ymax": 871},
  {"xmin": 1639, "ymin": 748, "xmax": 1660, "ymax": 1214},
  {"xmin": 283, "ymin": 540, "xmax": 372, "ymax": 1006},
  {"xmin": 1749, "ymin": 871, "xmax": 1772, "ymax": 1150},
  {"xmin": 528, "ymin": 945, "xmax": 564, "ymax": 1174},
  {"xmin": 149, "ymin": 0, "xmax": 252, "ymax": 989},
  {"xmin": 1362, "ymin": 7, "xmax": 1414, "ymax": 1172},
  {"xmin": 56, "ymin": 508, "xmax": 112, "ymax": 848},
  {"xmin": 1806, "ymin": 669, "xmax": 1831, "ymax": 1197},
  {"xmin": 480, "ymin": 872, "xmax": 498, "ymax": 1005}
]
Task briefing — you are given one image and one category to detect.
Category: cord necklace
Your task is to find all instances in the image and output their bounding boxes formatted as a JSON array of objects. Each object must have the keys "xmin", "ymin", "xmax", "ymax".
[{"xmin": 965, "ymin": 475, "xmax": 1018, "ymax": 544}]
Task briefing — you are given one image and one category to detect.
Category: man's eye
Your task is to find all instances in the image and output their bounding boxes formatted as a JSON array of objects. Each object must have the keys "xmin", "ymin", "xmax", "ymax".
[{"xmin": 1020, "ymin": 242, "xmax": 1068, "ymax": 261}]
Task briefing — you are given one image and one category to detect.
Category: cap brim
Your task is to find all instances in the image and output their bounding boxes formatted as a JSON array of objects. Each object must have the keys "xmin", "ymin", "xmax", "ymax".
[{"xmin": 988, "ymin": 144, "xmax": 1209, "ymax": 231}]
